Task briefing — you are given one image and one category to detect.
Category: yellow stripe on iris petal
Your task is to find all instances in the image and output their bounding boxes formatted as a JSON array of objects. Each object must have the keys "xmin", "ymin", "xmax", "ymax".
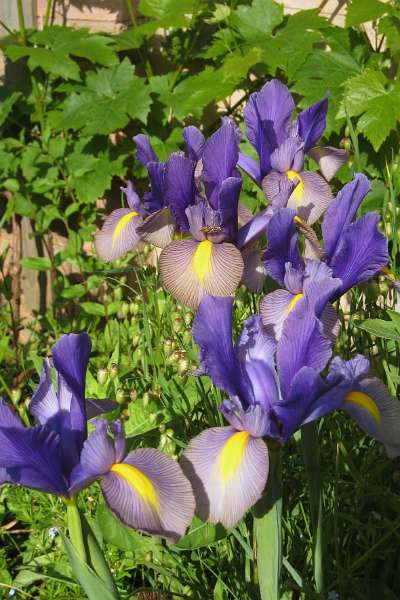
[
  {"xmin": 287, "ymin": 292, "xmax": 304, "ymax": 314},
  {"xmin": 381, "ymin": 265, "xmax": 395, "ymax": 279},
  {"xmin": 218, "ymin": 431, "xmax": 250, "ymax": 484},
  {"xmin": 112, "ymin": 211, "xmax": 138, "ymax": 244},
  {"xmin": 192, "ymin": 240, "xmax": 213, "ymax": 282},
  {"xmin": 286, "ymin": 170, "xmax": 304, "ymax": 203},
  {"xmin": 345, "ymin": 391, "xmax": 381, "ymax": 424},
  {"xmin": 110, "ymin": 463, "xmax": 158, "ymax": 508}
]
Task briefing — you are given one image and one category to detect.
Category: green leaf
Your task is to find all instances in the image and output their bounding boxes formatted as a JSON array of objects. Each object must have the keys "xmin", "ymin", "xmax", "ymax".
[
  {"xmin": 139, "ymin": 0, "xmax": 197, "ymax": 23},
  {"xmin": 58, "ymin": 59, "xmax": 152, "ymax": 134},
  {"xmin": 230, "ymin": 0, "xmax": 284, "ymax": 45},
  {"xmin": 20, "ymin": 257, "xmax": 52, "ymax": 271},
  {"xmin": 6, "ymin": 45, "xmax": 80, "ymax": 80},
  {"xmin": 379, "ymin": 14, "xmax": 400, "ymax": 55},
  {"xmin": 357, "ymin": 318, "xmax": 400, "ymax": 341},
  {"xmin": 0, "ymin": 91, "xmax": 21, "ymax": 128},
  {"xmin": 81, "ymin": 302, "xmax": 106, "ymax": 317},
  {"xmin": 60, "ymin": 532, "xmax": 118, "ymax": 600},
  {"xmin": 346, "ymin": 0, "xmax": 389, "ymax": 27},
  {"xmin": 175, "ymin": 516, "xmax": 227, "ymax": 550},
  {"xmin": 61, "ymin": 284, "xmax": 87, "ymax": 299},
  {"xmin": 96, "ymin": 504, "xmax": 159, "ymax": 553}
]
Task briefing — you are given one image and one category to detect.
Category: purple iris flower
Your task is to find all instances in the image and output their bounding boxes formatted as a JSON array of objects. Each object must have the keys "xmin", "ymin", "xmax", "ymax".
[
  {"xmin": 0, "ymin": 333, "xmax": 194, "ymax": 542},
  {"xmin": 182, "ymin": 292, "xmax": 400, "ymax": 529},
  {"xmin": 238, "ymin": 79, "xmax": 347, "ymax": 224},
  {"xmin": 159, "ymin": 120, "xmax": 270, "ymax": 308},
  {"xmin": 259, "ymin": 174, "xmax": 389, "ymax": 336}
]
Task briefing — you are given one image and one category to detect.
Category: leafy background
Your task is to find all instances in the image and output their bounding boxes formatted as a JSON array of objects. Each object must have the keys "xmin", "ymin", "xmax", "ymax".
[{"xmin": 0, "ymin": 0, "xmax": 399, "ymax": 598}]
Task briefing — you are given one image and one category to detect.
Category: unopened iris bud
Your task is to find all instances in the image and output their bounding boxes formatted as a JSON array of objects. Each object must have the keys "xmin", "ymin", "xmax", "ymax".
[
  {"xmin": 121, "ymin": 408, "xmax": 129, "ymax": 421},
  {"xmin": 97, "ymin": 367, "xmax": 108, "ymax": 385},
  {"xmin": 177, "ymin": 354, "xmax": 189, "ymax": 375},
  {"xmin": 121, "ymin": 302, "xmax": 130, "ymax": 317},
  {"xmin": 130, "ymin": 301, "xmax": 140, "ymax": 315},
  {"xmin": 183, "ymin": 312, "xmax": 192, "ymax": 327},
  {"xmin": 148, "ymin": 412, "xmax": 157, "ymax": 424},
  {"xmin": 143, "ymin": 392, "xmax": 150, "ymax": 407},
  {"xmin": 109, "ymin": 363, "xmax": 118, "ymax": 380},
  {"xmin": 165, "ymin": 439, "xmax": 176, "ymax": 455},
  {"xmin": 116, "ymin": 388, "xmax": 126, "ymax": 404},
  {"xmin": 182, "ymin": 329, "xmax": 192, "ymax": 344},
  {"xmin": 163, "ymin": 338, "xmax": 174, "ymax": 357},
  {"xmin": 142, "ymin": 244, "xmax": 151, "ymax": 258},
  {"xmin": 132, "ymin": 334, "xmax": 140, "ymax": 347},
  {"xmin": 11, "ymin": 388, "xmax": 21, "ymax": 405},
  {"xmin": 120, "ymin": 276, "xmax": 127, "ymax": 285},
  {"xmin": 343, "ymin": 139, "xmax": 351, "ymax": 152},
  {"xmin": 144, "ymin": 551, "xmax": 153, "ymax": 562},
  {"xmin": 129, "ymin": 389, "xmax": 137, "ymax": 402},
  {"xmin": 165, "ymin": 428, "xmax": 174, "ymax": 439},
  {"xmin": 159, "ymin": 423, "xmax": 166, "ymax": 434},
  {"xmin": 166, "ymin": 350, "xmax": 181, "ymax": 366},
  {"xmin": 172, "ymin": 316, "xmax": 184, "ymax": 333},
  {"xmin": 113, "ymin": 287, "xmax": 123, "ymax": 301}
]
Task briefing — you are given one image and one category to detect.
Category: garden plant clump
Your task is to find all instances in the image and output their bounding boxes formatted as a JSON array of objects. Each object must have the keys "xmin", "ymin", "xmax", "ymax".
[{"xmin": 0, "ymin": 0, "xmax": 400, "ymax": 599}]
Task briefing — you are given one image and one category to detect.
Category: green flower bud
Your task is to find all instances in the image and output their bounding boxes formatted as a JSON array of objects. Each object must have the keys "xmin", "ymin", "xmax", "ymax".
[
  {"xmin": 130, "ymin": 301, "xmax": 140, "ymax": 316},
  {"xmin": 165, "ymin": 428, "xmax": 174, "ymax": 439},
  {"xmin": 113, "ymin": 287, "xmax": 123, "ymax": 301},
  {"xmin": 116, "ymin": 388, "xmax": 126, "ymax": 404},
  {"xmin": 97, "ymin": 367, "xmax": 108, "ymax": 385},
  {"xmin": 143, "ymin": 392, "xmax": 150, "ymax": 407},
  {"xmin": 11, "ymin": 388, "xmax": 21, "ymax": 405},
  {"xmin": 172, "ymin": 316, "xmax": 184, "ymax": 333},
  {"xmin": 182, "ymin": 329, "xmax": 192, "ymax": 344},
  {"xmin": 129, "ymin": 389, "xmax": 137, "ymax": 402},
  {"xmin": 183, "ymin": 312, "xmax": 192, "ymax": 327},
  {"xmin": 148, "ymin": 412, "xmax": 157, "ymax": 424},
  {"xmin": 159, "ymin": 423, "xmax": 166, "ymax": 434},
  {"xmin": 177, "ymin": 352, "xmax": 189, "ymax": 375},
  {"xmin": 121, "ymin": 302, "xmax": 130, "ymax": 316},
  {"xmin": 120, "ymin": 276, "xmax": 127, "ymax": 285},
  {"xmin": 132, "ymin": 334, "xmax": 140, "ymax": 347},
  {"xmin": 144, "ymin": 551, "xmax": 153, "ymax": 562},
  {"xmin": 109, "ymin": 363, "xmax": 118, "ymax": 380},
  {"xmin": 163, "ymin": 338, "xmax": 174, "ymax": 357}
]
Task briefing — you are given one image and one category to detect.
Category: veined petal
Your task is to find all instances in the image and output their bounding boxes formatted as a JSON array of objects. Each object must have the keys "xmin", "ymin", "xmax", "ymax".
[
  {"xmin": 121, "ymin": 181, "xmax": 142, "ymax": 211},
  {"xmin": 164, "ymin": 153, "xmax": 195, "ymax": 231},
  {"xmin": 101, "ymin": 448, "xmax": 195, "ymax": 542},
  {"xmin": 263, "ymin": 208, "xmax": 302, "ymax": 286},
  {"xmin": 237, "ymin": 210, "xmax": 270, "ymax": 250},
  {"xmin": 262, "ymin": 171, "xmax": 296, "ymax": 207},
  {"xmin": 260, "ymin": 289, "xmax": 296, "ymax": 341},
  {"xmin": 287, "ymin": 170, "xmax": 333, "ymax": 224},
  {"xmin": 270, "ymin": 137, "xmax": 304, "ymax": 173},
  {"xmin": 322, "ymin": 173, "xmax": 370, "ymax": 259},
  {"xmin": 133, "ymin": 134, "xmax": 158, "ymax": 166},
  {"xmin": 0, "ymin": 397, "xmax": 22, "ymax": 428},
  {"xmin": 308, "ymin": 146, "xmax": 348, "ymax": 181},
  {"xmin": 297, "ymin": 96, "xmax": 328, "ymax": 151},
  {"xmin": 159, "ymin": 240, "xmax": 243, "ymax": 309},
  {"xmin": 183, "ymin": 126, "xmax": 205, "ymax": 161},
  {"xmin": 137, "ymin": 207, "xmax": 175, "ymax": 249},
  {"xmin": 343, "ymin": 379, "xmax": 400, "ymax": 458},
  {"xmin": 238, "ymin": 152, "xmax": 262, "ymax": 186},
  {"xmin": 94, "ymin": 208, "xmax": 141, "ymax": 262},
  {"xmin": 86, "ymin": 399, "xmax": 118, "ymax": 420},
  {"xmin": 182, "ymin": 427, "xmax": 269, "ymax": 529}
]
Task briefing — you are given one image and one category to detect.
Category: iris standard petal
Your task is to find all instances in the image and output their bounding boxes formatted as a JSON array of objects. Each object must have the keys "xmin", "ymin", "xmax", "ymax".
[
  {"xmin": 202, "ymin": 121, "xmax": 239, "ymax": 208},
  {"xmin": 137, "ymin": 207, "xmax": 175, "ymax": 248},
  {"xmin": 308, "ymin": 146, "xmax": 348, "ymax": 181},
  {"xmin": 343, "ymin": 378, "xmax": 400, "ymax": 458},
  {"xmin": 297, "ymin": 95, "xmax": 328, "ymax": 151},
  {"xmin": 237, "ymin": 210, "xmax": 270, "ymax": 250},
  {"xmin": 52, "ymin": 333, "xmax": 91, "ymax": 404},
  {"xmin": 133, "ymin": 134, "xmax": 158, "ymax": 166},
  {"xmin": 121, "ymin": 181, "xmax": 142, "ymax": 211},
  {"xmin": 270, "ymin": 137, "xmax": 304, "ymax": 173},
  {"xmin": 241, "ymin": 248, "xmax": 267, "ymax": 293},
  {"xmin": 183, "ymin": 126, "xmax": 205, "ymax": 162},
  {"xmin": 286, "ymin": 170, "xmax": 333, "ymax": 225},
  {"xmin": 145, "ymin": 162, "xmax": 166, "ymax": 211},
  {"xmin": 329, "ymin": 213, "xmax": 388, "ymax": 297},
  {"xmin": 101, "ymin": 448, "xmax": 195, "ymax": 543},
  {"xmin": 164, "ymin": 153, "xmax": 195, "ymax": 231},
  {"xmin": 322, "ymin": 173, "xmax": 370, "ymax": 260},
  {"xmin": 218, "ymin": 176, "xmax": 242, "ymax": 242},
  {"xmin": 159, "ymin": 240, "xmax": 244, "ymax": 309},
  {"xmin": 263, "ymin": 208, "xmax": 302, "ymax": 286},
  {"xmin": 182, "ymin": 427, "xmax": 269, "ymax": 529},
  {"xmin": 237, "ymin": 152, "xmax": 262, "ymax": 186},
  {"xmin": 94, "ymin": 208, "xmax": 142, "ymax": 262},
  {"xmin": 30, "ymin": 359, "xmax": 59, "ymax": 425},
  {"xmin": 192, "ymin": 296, "xmax": 244, "ymax": 398}
]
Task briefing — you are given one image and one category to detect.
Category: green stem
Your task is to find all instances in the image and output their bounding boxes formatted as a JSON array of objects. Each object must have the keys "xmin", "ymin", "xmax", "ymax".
[
  {"xmin": 301, "ymin": 422, "xmax": 324, "ymax": 594},
  {"xmin": 16, "ymin": 0, "xmax": 27, "ymax": 44},
  {"xmin": 253, "ymin": 447, "xmax": 282, "ymax": 600},
  {"xmin": 65, "ymin": 498, "xmax": 87, "ymax": 563},
  {"xmin": 44, "ymin": 0, "xmax": 53, "ymax": 27}
]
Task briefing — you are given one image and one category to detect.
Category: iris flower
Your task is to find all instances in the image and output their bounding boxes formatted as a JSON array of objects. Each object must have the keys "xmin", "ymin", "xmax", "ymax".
[
  {"xmin": 260, "ymin": 173, "xmax": 389, "ymax": 337},
  {"xmin": 94, "ymin": 136, "xmax": 175, "ymax": 262},
  {"xmin": 238, "ymin": 79, "xmax": 347, "ymax": 224},
  {"xmin": 182, "ymin": 294, "xmax": 400, "ymax": 528},
  {"xmin": 159, "ymin": 120, "xmax": 270, "ymax": 308},
  {"xmin": 0, "ymin": 333, "xmax": 194, "ymax": 542}
]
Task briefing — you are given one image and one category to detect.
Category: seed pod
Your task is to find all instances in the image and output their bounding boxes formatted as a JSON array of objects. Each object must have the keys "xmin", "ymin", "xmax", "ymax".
[
  {"xmin": 172, "ymin": 316, "xmax": 184, "ymax": 333},
  {"xmin": 130, "ymin": 301, "xmax": 140, "ymax": 315},
  {"xmin": 183, "ymin": 312, "xmax": 192, "ymax": 327},
  {"xmin": 143, "ymin": 392, "xmax": 150, "ymax": 407},
  {"xmin": 116, "ymin": 388, "xmax": 126, "ymax": 404},
  {"xmin": 97, "ymin": 367, "xmax": 108, "ymax": 385},
  {"xmin": 113, "ymin": 287, "xmax": 123, "ymax": 301},
  {"xmin": 163, "ymin": 338, "xmax": 174, "ymax": 357},
  {"xmin": 121, "ymin": 302, "xmax": 130, "ymax": 317},
  {"xmin": 148, "ymin": 412, "xmax": 157, "ymax": 424},
  {"xmin": 109, "ymin": 363, "xmax": 118, "ymax": 380},
  {"xmin": 129, "ymin": 389, "xmax": 137, "ymax": 402},
  {"xmin": 182, "ymin": 329, "xmax": 192, "ymax": 345}
]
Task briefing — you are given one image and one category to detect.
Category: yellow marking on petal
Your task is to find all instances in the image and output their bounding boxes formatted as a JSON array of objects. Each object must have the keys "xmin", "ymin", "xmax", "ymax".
[
  {"xmin": 381, "ymin": 265, "xmax": 395, "ymax": 279},
  {"xmin": 218, "ymin": 431, "xmax": 250, "ymax": 484},
  {"xmin": 286, "ymin": 170, "xmax": 304, "ymax": 203},
  {"xmin": 112, "ymin": 211, "xmax": 138, "ymax": 244},
  {"xmin": 345, "ymin": 391, "xmax": 381, "ymax": 424},
  {"xmin": 110, "ymin": 463, "xmax": 158, "ymax": 508},
  {"xmin": 287, "ymin": 292, "xmax": 304, "ymax": 314},
  {"xmin": 191, "ymin": 240, "xmax": 213, "ymax": 282}
]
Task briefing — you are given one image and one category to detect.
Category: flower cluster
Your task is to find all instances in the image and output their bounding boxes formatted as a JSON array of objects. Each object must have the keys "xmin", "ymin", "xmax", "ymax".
[{"xmin": 1, "ymin": 79, "xmax": 399, "ymax": 545}]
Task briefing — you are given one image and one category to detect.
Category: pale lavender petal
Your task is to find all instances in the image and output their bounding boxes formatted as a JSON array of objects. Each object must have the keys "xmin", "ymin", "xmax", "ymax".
[
  {"xmin": 270, "ymin": 137, "xmax": 304, "ymax": 173},
  {"xmin": 102, "ymin": 448, "xmax": 195, "ymax": 542},
  {"xmin": 287, "ymin": 170, "xmax": 333, "ymax": 225},
  {"xmin": 182, "ymin": 427, "xmax": 268, "ymax": 528},
  {"xmin": 327, "ymin": 355, "xmax": 370, "ymax": 385},
  {"xmin": 320, "ymin": 304, "xmax": 340, "ymax": 343},
  {"xmin": 219, "ymin": 400, "xmax": 278, "ymax": 439},
  {"xmin": 238, "ymin": 203, "xmax": 253, "ymax": 227},
  {"xmin": 260, "ymin": 289, "xmax": 295, "ymax": 341},
  {"xmin": 308, "ymin": 146, "xmax": 348, "ymax": 181},
  {"xmin": 121, "ymin": 181, "xmax": 143, "ymax": 211},
  {"xmin": 137, "ymin": 207, "xmax": 175, "ymax": 249},
  {"xmin": 94, "ymin": 208, "xmax": 142, "ymax": 262},
  {"xmin": 262, "ymin": 171, "xmax": 296, "ymax": 207}
]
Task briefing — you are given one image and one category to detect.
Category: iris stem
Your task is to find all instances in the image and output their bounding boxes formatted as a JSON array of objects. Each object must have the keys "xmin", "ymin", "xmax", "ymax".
[
  {"xmin": 253, "ymin": 447, "xmax": 282, "ymax": 600},
  {"xmin": 65, "ymin": 498, "xmax": 87, "ymax": 564},
  {"xmin": 301, "ymin": 422, "xmax": 324, "ymax": 594}
]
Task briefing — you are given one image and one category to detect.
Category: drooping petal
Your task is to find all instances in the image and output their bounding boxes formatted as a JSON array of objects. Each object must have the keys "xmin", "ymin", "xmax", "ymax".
[
  {"xmin": 322, "ymin": 173, "xmax": 370, "ymax": 260},
  {"xmin": 102, "ymin": 448, "xmax": 195, "ymax": 542},
  {"xmin": 0, "ymin": 425, "xmax": 67, "ymax": 495},
  {"xmin": 159, "ymin": 240, "xmax": 244, "ymax": 309},
  {"xmin": 262, "ymin": 171, "xmax": 296, "ymax": 207},
  {"xmin": 260, "ymin": 289, "xmax": 296, "ymax": 341},
  {"xmin": 192, "ymin": 296, "xmax": 244, "ymax": 398},
  {"xmin": 320, "ymin": 304, "xmax": 340, "ymax": 343},
  {"xmin": 94, "ymin": 208, "xmax": 142, "ymax": 262},
  {"xmin": 183, "ymin": 126, "xmax": 205, "ymax": 162},
  {"xmin": 286, "ymin": 170, "xmax": 333, "ymax": 225},
  {"xmin": 238, "ymin": 202, "xmax": 253, "ymax": 227},
  {"xmin": 327, "ymin": 354, "xmax": 370, "ymax": 385},
  {"xmin": 86, "ymin": 399, "xmax": 119, "ymax": 420},
  {"xmin": 164, "ymin": 153, "xmax": 195, "ymax": 231},
  {"xmin": 329, "ymin": 213, "xmax": 389, "ymax": 297},
  {"xmin": 296, "ymin": 96, "xmax": 328, "ymax": 151},
  {"xmin": 182, "ymin": 427, "xmax": 268, "ymax": 528},
  {"xmin": 133, "ymin": 134, "xmax": 158, "ymax": 166},
  {"xmin": 219, "ymin": 399, "xmax": 278, "ymax": 439},
  {"xmin": 263, "ymin": 208, "xmax": 302, "ymax": 286},
  {"xmin": 241, "ymin": 248, "xmax": 267, "ymax": 293},
  {"xmin": 343, "ymin": 378, "xmax": 400, "ymax": 458},
  {"xmin": 237, "ymin": 210, "xmax": 270, "ymax": 250},
  {"xmin": 237, "ymin": 152, "xmax": 262, "ymax": 186},
  {"xmin": 202, "ymin": 121, "xmax": 239, "ymax": 208},
  {"xmin": 308, "ymin": 146, "xmax": 348, "ymax": 181},
  {"xmin": 137, "ymin": 207, "xmax": 175, "ymax": 248},
  {"xmin": 121, "ymin": 181, "xmax": 143, "ymax": 211}
]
